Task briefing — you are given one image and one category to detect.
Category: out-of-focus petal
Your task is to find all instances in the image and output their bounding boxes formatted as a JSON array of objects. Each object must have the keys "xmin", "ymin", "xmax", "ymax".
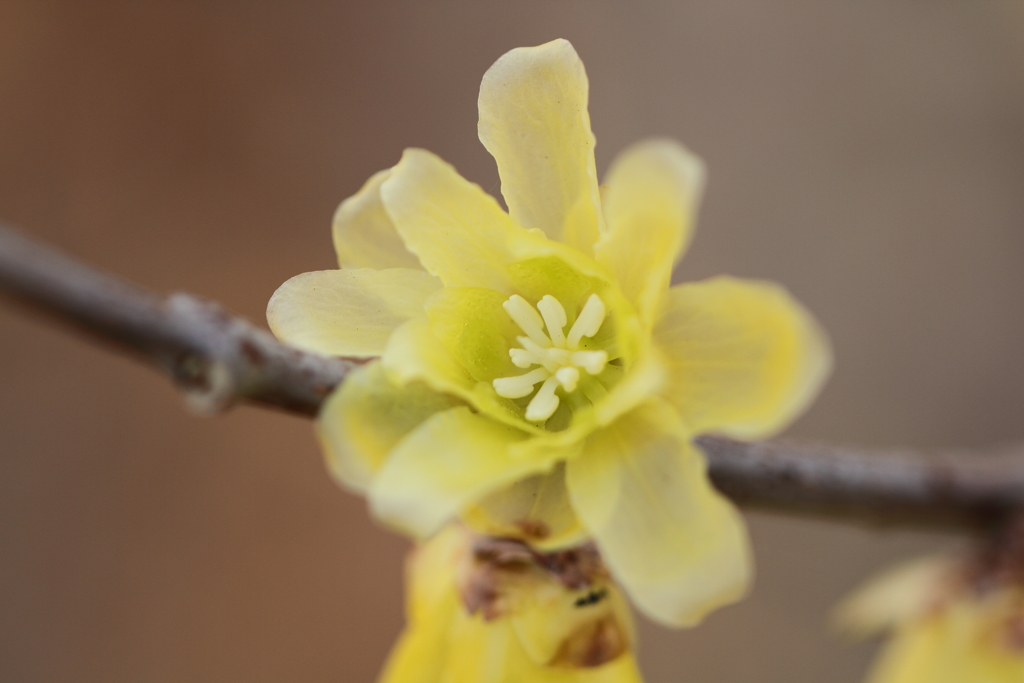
[
  {"xmin": 478, "ymin": 39, "xmax": 602, "ymax": 254},
  {"xmin": 378, "ymin": 526, "xmax": 466, "ymax": 683},
  {"xmin": 267, "ymin": 268, "xmax": 440, "ymax": 357},
  {"xmin": 369, "ymin": 407, "xmax": 550, "ymax": 539},
  {"xmin": 834, "ymin": 555, "xmax": 955, "ymax": 638},
  {"xmin": 652, "ymin": 275, "xmax": 831, "ymax": 439},
  {"xmin": 445, "ymin": 607, "xmax": 644, "ymax": 683},
  {"xmin": 566, "ymin": 401, "xmax": 751, "ymax": 627},
  {"xmin": 316, "ymin": 361, "xmax": 461, "ymax": 492},
  {"xmin": 377, "ymin": 598, "xmax": 454, "ymax": 683},
  {"xmin": 864, "ymin": 599, "xmax": 1024, "ymax": 683},
  {"xmin": 406, "ymin": 525, "xmax": 468, "ymax": 620},
  {"xmin": 332, "ymin": 169, "xmax": 423, "ymax": 270},
  {"xmin": 595, "ymin": 139, "xmax": 704, "ymax": 327}
]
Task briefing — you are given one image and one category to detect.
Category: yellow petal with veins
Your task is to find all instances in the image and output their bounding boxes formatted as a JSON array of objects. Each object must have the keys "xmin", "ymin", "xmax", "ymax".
[
  {"xmin": 267, "ymin": 268, "xmax": 441, "ymax": 357},
  {"xmin": 652, "ymin": 275, "xmax": 831, "ymax": 439},
  {"xmin": 566, "ymin": 400, "xmax": 751, "ymax": 627},
  {"xmin": 369, "ymin": 407, "xmax": 548, "ymax": 539},
  {"xmin": 332, "ymin": 169, "xmax": 423, "ymax": 270},
  {"xmin": 316, "ymin": 361, "xmax": 461, "ymax": 492},
  {"xmin": 381, "ymin": 148, "xmax": 530, "ymax": 293},
  {"xmin": 478, "ymin": 39, "xmax": 603, "ymax": 254},
  {"xmin": 596, "ymin": 139, "xmax": 704, "ymax": 328},
  {"xmin": 834, "ymin": 555, "xmax": 955, "ymax": 638}
]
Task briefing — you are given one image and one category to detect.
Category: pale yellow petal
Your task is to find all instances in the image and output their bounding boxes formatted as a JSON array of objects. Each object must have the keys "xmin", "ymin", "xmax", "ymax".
[
  {"xmin": 595, "ymin": 139, "xmax": 704, "ymax": 327},
  {"xmin": 592, "ymin": 346, "xmax": 664, "ymax": 427},
  {"xmin": 381, "ymin": 147, "xmax": 613, "ymax": 292},
  {"xmin": 462, "ymin": 462, "xmax": 589, "ymax": 551},
  {"xmin": 381, "ymin": 148, "xmax": 526, "ymax": 293},
  {"xmin": 368, "ymin": 407, "xmax": 551, "ymax": 539},
  {"xmin": 653, "ymin": 275, "xmax": 832, "ymax": 439},
  {"xmin": 332, "ymin": 169, "xmax": 422, "ymax": 270},
  {"xmin": 316, "ymin": 361, "xmax": 461, "ymax": 492},
  {"xmin": 566, "ymin": 401, "xmax": 752, "ymax": 627},
  {"xmin": 266, "ymin": 268, "xmax": 441, "ymax": 357},
  {"xmin": 834, "ymin": 555, "xmax": 956, "ymax": 638},
  {"xmin": 478, "ymin": 39, "xmax": 602, "ymax": 254}
]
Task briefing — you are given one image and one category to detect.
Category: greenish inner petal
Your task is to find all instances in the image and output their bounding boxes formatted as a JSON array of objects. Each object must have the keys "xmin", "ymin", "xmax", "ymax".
[
  {"xmin": 425, "ymin": 286, "xmax": 521, "ymax": 381},
  {"xmin": 425, "ymin": 255, "xmax": 635, "ymax": 433}
]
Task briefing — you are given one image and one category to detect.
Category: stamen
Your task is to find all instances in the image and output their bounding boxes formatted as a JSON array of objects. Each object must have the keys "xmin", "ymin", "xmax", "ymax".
[
  {"xmin": 493, "ymin": 292, "xmax": 610, "ymax": 424},
  {"xmin": 493, "ymin": 367, "xmax": 550, "ymax": 399},
  {"xmin": 517, "ymin": 337, "xmax": 564, "ymax": 373},
  {"xmin": 525, "ymin": 376, "xmax": 560, "ymax": 421},
  {"xmin": 555, "ymin": 366, "xmax": 580, "ymax": 392},
  {"xmin": 503, "ymin": 295, "xmax": 549, "ymax": 346},
  {"xmin": 509, "ymin": 348, "xmax": 539, "ymax": 369},
  {"xmin": 570, "ymin": 350, "xmax": 608, "ymax": 375},
  {"xmin": 537, "ymin": 295, "xmax": 567, "ymax": 347},
  {"xmin": 566, "ymin": 294, "xmax": 606, "ymax": 350}
]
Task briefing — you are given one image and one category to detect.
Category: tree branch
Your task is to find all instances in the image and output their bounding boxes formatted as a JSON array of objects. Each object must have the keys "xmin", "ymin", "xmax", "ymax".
[
  {"xmin": 3, "ymin": 222, "xmax": 1022, "ymax": 532},
  {"xmin": 0, "ymin": 223, "xmax": 357, "ymax": 415},
  {"xmin": 698, "ymin": 436, "xmax": 1024, "ymax": 531}
]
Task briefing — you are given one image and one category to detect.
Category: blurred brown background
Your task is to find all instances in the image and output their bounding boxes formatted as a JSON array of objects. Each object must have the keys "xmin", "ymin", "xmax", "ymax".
[{"xmin": 2, "ymin": 2, "xmax": 1023, "ymax": 682}]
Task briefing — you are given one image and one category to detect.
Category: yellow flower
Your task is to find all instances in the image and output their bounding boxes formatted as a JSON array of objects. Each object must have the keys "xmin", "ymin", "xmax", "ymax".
[
  {"xmin": 836, "ymin": 555, "xmax": 1024, "ymax": 683},
  {"xmin": 379, "ymin": 524, "xmax": 645, "ymax": 683},
  {"xmin": 268, "ymin": 38, "xmax": 831, "ymax": 627}
]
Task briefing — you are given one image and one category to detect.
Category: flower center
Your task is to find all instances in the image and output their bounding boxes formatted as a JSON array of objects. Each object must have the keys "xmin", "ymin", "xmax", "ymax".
[{"xmin": 492, "ymin": 293, "xmax": 609, "ymax": 422}]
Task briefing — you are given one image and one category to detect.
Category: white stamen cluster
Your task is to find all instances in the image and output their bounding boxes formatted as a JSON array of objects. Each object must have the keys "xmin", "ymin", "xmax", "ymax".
[{"xmin": 492, "ymin": 293, "xmax": 609, "ymax": 422}]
